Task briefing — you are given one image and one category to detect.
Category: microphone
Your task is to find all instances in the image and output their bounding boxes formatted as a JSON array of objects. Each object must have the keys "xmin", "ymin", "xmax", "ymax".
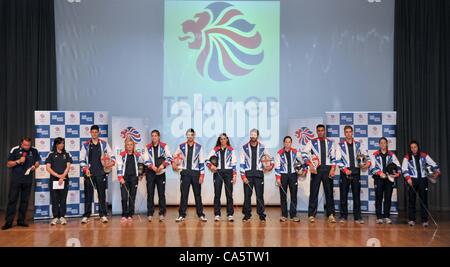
[{"xmin": 20, "ymin": 152, "xmax": 26, "ymax": 165}]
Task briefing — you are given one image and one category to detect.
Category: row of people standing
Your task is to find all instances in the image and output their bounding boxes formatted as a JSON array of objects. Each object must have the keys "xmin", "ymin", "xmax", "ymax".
[{"xmin": 2, "ymin": 124, "xmax": 440, "ymax": 230}]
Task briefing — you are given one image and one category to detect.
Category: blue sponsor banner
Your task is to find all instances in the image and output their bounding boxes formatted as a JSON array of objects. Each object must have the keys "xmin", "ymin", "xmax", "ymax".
[
  {"xmin": 354, "ymin": 125, "xmax": 368, "ymax": 137},
  {"xmin": 35, "ymin": 178, "xmax": 50, "ymax": 192},
  {"xmin": 326, "ymin": 125, "xmax": 339, "ymax": 137},
  {"xmin": 65, "ymin": 125, "xmax": 80, "ymax": 138},
  {"xmin": 333, "ymin": 178, "xmax": 340, "ymax": 187},
  {"xmin": 69, "ymin": 177, "xmax": 80, "ymax": 191},
  {"xmin": 80, "ymin": 112, "xmax": 95, "ymax": 125},
  {"xmin": 34, "ymin": 206, "xmax": 50, "ymax": 218},
  {"xmin": 66, "ymin": 204, "xmax": 80, "ymax": 216},
  {"xmin": 382, "ymin": 125, "xmax": 396, "ymax": 137},
  {"xmin": 391, "ymin": 201, "xmax": 398, "ymax": 212},
  {"xmin": 369, "ymin": 188, "xmax": 376, "ymax": 201},
  {"xmin": 80, "ymin": 190, "xmax": 85, "ymax": 203},
  {"xmin": 340, "ymin": 113, "xmax": 353, "ymax": 125},
  {"xmin": 360, "ymin": 175, "xmax": 368, "ymax": 187},
  {"xmin": 368, "ymin": 113, "xmax": 382, "ymax": 125},
  {"xmin": 368, "ymin": 137, "xmax": 380, "ymax": 150},
  {"xmin": 39, "ymin": 152, "xmax": 49, "ymax": 164},
  {"xmin": 361, "ymin": 201, "xmax": 369, "ymax": 211},
  {"xmin": 70, "ymin": 151, "xmax": 79, "ymax": 164},
  {"xmin": 98, "ymin": 125, "xmax": 108, "ymax": 137},
  {"xmin": 35, "ymin": 125, "xmax": 50, "ymax": 138},
  {"xmin": 50, "ymin": 112, "xmax": 65, "ymax": 125},
  {"xmin": 34, "ymin": 111, "xmax": 107, "ymax": 219}
]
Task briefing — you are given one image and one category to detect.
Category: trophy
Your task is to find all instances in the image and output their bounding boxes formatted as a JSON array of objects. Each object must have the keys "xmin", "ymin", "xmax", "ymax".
[
  {"xmin": 425, "ymin": 165, "xmax": 438, "ymax": 184},
  {"xmin": 386, "ymin": 162, "xmax": 399, "ymax": 182},
  {"xmin": 154, "ymin": 156, "xmax": 166, "ymax": 168},
  {"xmin": 209, "ymin": 155, "xmax": 219, "ymax": 167},
  {"xmin": 138, "ymin": 163, "xmax": 145, "ymax": 177},
  {"xmin": 311, "ymin": 154, "xmax": 320, "ymax": 169},
  {"xmin": 261, "ymin": 154, "xmax": 273, "ymax": 172},
  {"xmin": 294, "ymin": 158, "xmax": 306, "ymax": 181},
  {"xmin": 101, "ymin": 154, "xmax": 113, "ymax": 174},
  {"xmin": 356, "ymin": 152, "xmax": 368, "ymax": 168},
  {"xmin": 172, "ymin": 153, "xmax": 184, "ymax": 172}
]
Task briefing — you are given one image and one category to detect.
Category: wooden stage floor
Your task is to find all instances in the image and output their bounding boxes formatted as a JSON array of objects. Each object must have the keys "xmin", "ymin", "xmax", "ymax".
[{"xmin": 1, "ymin": 207, "xmax": 449, "ymax": 247}]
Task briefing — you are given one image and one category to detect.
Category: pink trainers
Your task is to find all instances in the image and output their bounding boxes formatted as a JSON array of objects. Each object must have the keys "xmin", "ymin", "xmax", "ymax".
[
  {"xmin": 120, "ymin": 217, "xmax": 127, "ymax": 223},
  {"xmin": 127, "ymin": 217, "xmax": 133, "ymax": 222}
]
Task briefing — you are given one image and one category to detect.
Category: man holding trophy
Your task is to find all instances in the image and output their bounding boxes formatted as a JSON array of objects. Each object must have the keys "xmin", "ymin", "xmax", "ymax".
[
  {"xmin": 302, "ymin": 124, "xmax": 339, "ymax": 224},
  {"xmin": 336, "ymin": 125, "xmax": 370, "ymax": 224},
  {"xmin": 172, "ymin": 128, "xmax": 207, "ymax": 222},
  {"xmin": 240, "ymin": 129, "xmax": 274, "ymax": 222},
  {"xmin": 80, "ymin": 125, "xmax": 116, "ymax": 224}
]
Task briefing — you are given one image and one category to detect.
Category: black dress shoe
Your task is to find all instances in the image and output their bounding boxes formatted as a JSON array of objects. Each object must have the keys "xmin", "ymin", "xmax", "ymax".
[
  {"xmin": 17, "ymin": 222, "xmax": 29, "ymax": 227},
  {"xmin": 1, "ymin": 224, "xmax": 13, "ymax": 230}
]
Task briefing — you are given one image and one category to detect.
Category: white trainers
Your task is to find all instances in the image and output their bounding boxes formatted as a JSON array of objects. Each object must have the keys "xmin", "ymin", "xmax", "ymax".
[
  {"xmin": 60, "ymin": 217, "xmax": 67, "ymax": 225},
  {"xmin": 280, "ymin": 217, "xmax": 287, "ymax": 222},
  {"xmin": 408, "ymin": 221, "xmax": 415, "ymax": 226},
  {"xmin": 384, "ymin": 218, "xmax": 392, "ymax": 224},
  {"xmin": 214, "ymin": 215, "xmax": 221, "ymax": 222},
  {"xmin": 376, "ymin": 219, "xmax": 384, "ymax": 224},
  {"xmin": 199, "ymin": 216, "xmax": 208, "ymax": 222},
  {"xmin": 356, "ymin": 219, "xmax": 365, "ymax": 224},
  {"xmin": 159, "ymin": 215, "xmax": 165, "ymax": 222},
  {"xmin": 81, "ymin": 217, "xmax": 89, "ymax": 224},
  {"xmin": 308, "ymin": 216, "xmax": 315, "ymax": 223},
  {"xmin": 328, "ymin": 215, "xmax": 336, "ymax": 223},
  {"xmin": 100, "ymin": 216, "xmax": 108, "ymax": 223},
  {"xmin": 175, "ymin": 216, "xmax": 185, "ymax": 222},
  {"xmin": 50, "ymin": 218, "xmax": 59, "ymax": 226},
  {"xmin": 227, "ymin": 215, "xmax": 234, "ymax": 222},
  {"xmin": 422, "ymin": 222, "xmax": 429, "ymax": 227},
  {"xmin": 148, "ymin": 216, "xmax": 153, "ymax": 222}
]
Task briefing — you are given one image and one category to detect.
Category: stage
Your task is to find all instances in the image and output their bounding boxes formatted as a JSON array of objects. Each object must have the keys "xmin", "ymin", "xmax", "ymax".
[{"xmin": 1, "ymin": 207, "xmax": 449, "ymax": 247}]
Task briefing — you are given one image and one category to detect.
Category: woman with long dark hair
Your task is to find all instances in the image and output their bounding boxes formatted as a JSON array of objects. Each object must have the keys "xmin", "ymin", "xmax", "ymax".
[
  {"xmin": 401, "ymin": 140, "xmax": 440, "ymax": 227},
  {"xmin": 206, "ymin": 133, "xmax": 237, "ymax": 222},
  {"xmin": 45, "ymin": 137, "xmax": 73, "ymax": 226}
]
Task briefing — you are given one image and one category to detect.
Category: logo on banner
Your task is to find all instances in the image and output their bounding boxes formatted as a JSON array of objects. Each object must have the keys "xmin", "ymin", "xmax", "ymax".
[
  {"xmin": 35, "ymin": 112, "xmax": 50, "ymax": 125},
  {"xmin": 327, "ymin": 113, "xmax": 339, "ymax": 124},
  {"xmin": 295, "ymin": 127, "xmax": 314, "ymax": 146},
  {"xmin": 66, "ymin": 112, "xmax": 80, "ymax": 124},
  {"xmin": 383, "ymin": 125, "xmax": 396, "ymax": 137},
  {"xmin": 36, "ymin": 139, "xmax": 50, "ymax": 152},
  {"xmin": 35, "ymin": 125, "xmax": 50, "ymax": 138},
  {"xmin": 179, "ymin": 2, "xmax": 264, "ymax": 81},
  {"xmin": 66, "ymin": 125, "xmax": 80, "ymax": 138},
  {"xmin": 51, "ymin": 126, "xmax": 64, "ymax": 137},
  {"xmin": 354, "ymin": 125, "xmax": 368, "ymax": 137},
  {"xmin": 327, "ymin": 125, "xmax": 339, "ymax": 137},
  {"xmin": 340, "ymin": 113, "xmax": 353, "ymax": 125},
  {"xmin": 368, "ymin": 113, "xmax": 382, "ymax": 125},
  {"xmin": 66, "ymin": 139, "xmax": 80, "ymax": 152},
  {"xmin": 368, "ymin": 137, "xmax": 380, "ymax": 150},
  {"xmin": 50, "ymin": 112, "xmax": 65, "ymax": 125},
  {"xmin": 80, "ymin": 112, "xmax": 94, "ymax": 125},
  {"xmin": 355, "ymin": 113, "xmax": 367, "ymax": 124},
  {"xmin": 120, "ymin": 127, "xmax": 141, "ymax": 143}
]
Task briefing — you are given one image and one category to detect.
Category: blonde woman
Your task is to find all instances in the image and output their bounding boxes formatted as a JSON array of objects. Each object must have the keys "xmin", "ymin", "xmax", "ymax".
[{"xmin": 116, "ymin": 138, "xmax": 144, "ymax": 222}]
